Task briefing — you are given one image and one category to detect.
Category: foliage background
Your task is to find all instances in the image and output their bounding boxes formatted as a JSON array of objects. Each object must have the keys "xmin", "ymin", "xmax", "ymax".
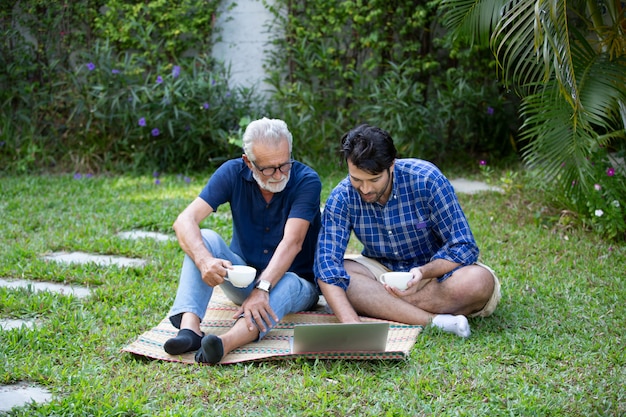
[
  {"xmin": 0, "ymin": 0, "xmax": 519, "ymax": 174},
  {"xmin": 0, "ymin": 0, "xmax": 623, "ymax": 239},
  {"xmin": 0, "ymin": 0, "xmax": 257, "ymax": 173},
  {"xmin": 263, "ymin": 0, "xmax": 520, "ymax": 167}
]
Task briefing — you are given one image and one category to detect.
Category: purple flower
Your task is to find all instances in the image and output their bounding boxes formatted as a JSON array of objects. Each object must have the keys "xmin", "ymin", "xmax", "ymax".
[
  {"xmin": 156, "ymin": 75, "xmax": 163, "ymax": 84},
  {"xmin": 74, "ymin": 173, "xmax": 82, "ymax": 180},
  {"xmin": 153, "ymin": 171, "xmax": 160, "ymax": 178},
  {"xmin": 112, "ymin": 69, "xmax": 120, "ymax": 74},
  {"xmin": 203, "ymin": 103, "xmax": 209, "ymax": 110},
  {"xmin": 86, "ymin": 62, "xmax": 95, "ymax": 71},
  {"xmin": 151, "ymin": 128, "xmax": 160, "ymax": 136},
  {"xmin": 154, "ymin": 178, "xmax": 161, "ymax": 185},
  {"xmin": 479, "ymin": 160, "xmax": 487, "ymax": 166},
  {"xmin": 172, "ymin": 66, "xmax": 181, "ymax": 78},
  {"xmin": 138, "ymin": 117, "xmax": 146, "ymax": 127},
  {"xmin": 184, "ymin": 176, "xmax": 191, "ymax": 184},
  {"xmin": 487, "ymin": 106, "xmax": 494, "ymax": 115},
  {"xmin": 607, "ymin": 167, "xmax": 615, "ymax": 177}
]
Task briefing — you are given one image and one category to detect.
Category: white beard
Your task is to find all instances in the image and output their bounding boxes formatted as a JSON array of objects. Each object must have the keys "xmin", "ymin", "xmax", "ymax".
[{"xmin": 253, "ymin": 170, "xmax": 290, "ymax": 193}]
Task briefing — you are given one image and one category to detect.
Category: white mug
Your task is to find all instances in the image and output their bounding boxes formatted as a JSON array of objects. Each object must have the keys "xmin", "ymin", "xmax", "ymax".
[
  {"xmin": 225, "ymin": 265, "xmax": 257, "ymax": 288},
  {"xmin": 379, "ymin": 271, "xmax": 413, "ymax": 291}
]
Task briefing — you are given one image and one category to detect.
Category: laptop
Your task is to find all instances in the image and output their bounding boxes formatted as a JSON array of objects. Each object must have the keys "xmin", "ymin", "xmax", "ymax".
[{"xmin": 291, "ymin": 322, "xmax": 389, "ymax": 354}]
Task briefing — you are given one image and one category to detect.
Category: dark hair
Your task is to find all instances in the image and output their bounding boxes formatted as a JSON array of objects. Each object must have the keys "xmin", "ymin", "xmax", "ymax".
[{"xmin": 340, "ymin": 124, "xmax": 397, "ymax": 174}]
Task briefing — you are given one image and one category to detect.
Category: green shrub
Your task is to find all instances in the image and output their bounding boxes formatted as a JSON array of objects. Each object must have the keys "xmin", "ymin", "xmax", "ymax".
[
  {"xmin": 569, "ymin": 146, "xmax": 625, "ymax": 240},
  {"xmin": 263, "ymin": 0, "xmax": 521, "ymax": 165},
  {"xmin": 0, "ymin": 0, "xmax": 260, "ymax": 174},
  {"xmin": 61, "ymin": 42, "xmax": 262, "ymax": 173},
  {"xmin": 528, "ymin": 143, "xmax": 626, "ymax": 241},
  {"xmin": 93, "ymin": 0, "xmax": 223, "ymax": 65}
]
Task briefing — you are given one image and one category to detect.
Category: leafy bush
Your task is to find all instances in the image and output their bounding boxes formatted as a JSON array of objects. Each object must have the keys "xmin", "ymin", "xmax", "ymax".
[
  {"xmin": 263, "ymin": 0, "xmax": 521, "ymax": 165},
  {"xmin": 62, "ymin": 42, "xmax": 261, "ymax": 172},
  {"xmin": 528, "ymin": 143, "xmax": 626, "ymax": 241},
  {"xmin": 0, "ymin": 0, "xmax": 258, "ymax": 174},
  {"xmin": 93, "ymin": 0, "xmax": 222, "ymax": 65},
  {"xmin": 361, "ymin": 64, "xmax": 520, "ymax": 162},
  {"xmin": 569, "ymin": 146, "xmax": 625, "ymax": 240}
]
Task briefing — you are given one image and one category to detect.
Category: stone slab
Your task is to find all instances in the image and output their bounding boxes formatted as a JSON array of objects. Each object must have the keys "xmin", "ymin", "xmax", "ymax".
[
  {"xmin": 0, "ymin": 318, "xmax": 36, "ymax": 330},
  {"xmin": 42, "ymin": 251, "xmax": 146, "ymax": 268},
  {"xmin": 117, "ymin": 230, "xmax": 176, "ymax": 242},
  {"xmin": 450, "ymin": 178, "xmax": 503, "ymax": 194},
  {"xmin": 0, "ymin": 278, "xmax": 91, "ymax": 298},
  {"xmin": 0, "ymin": 383, "xmax": 53, "ymax": 412}
]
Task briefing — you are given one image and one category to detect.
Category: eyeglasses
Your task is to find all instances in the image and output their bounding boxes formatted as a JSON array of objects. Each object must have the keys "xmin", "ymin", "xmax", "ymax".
[{"xmin": 250, "ymin": 159, "xmax": 294, "ymax": 176}]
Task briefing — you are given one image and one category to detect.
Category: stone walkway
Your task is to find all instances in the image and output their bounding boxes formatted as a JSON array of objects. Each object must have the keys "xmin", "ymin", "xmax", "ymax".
[
  {"xmin": 0, "ymin": 180, "xmax": 499, "ymax": 411},
  {"xmin": 0, "ymin": 230, "xmax": 171, "ymax": 411}
]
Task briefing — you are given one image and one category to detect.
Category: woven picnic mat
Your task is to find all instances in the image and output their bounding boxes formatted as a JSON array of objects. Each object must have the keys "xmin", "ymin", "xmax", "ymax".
[{"xmin": 122, "ymin": 287, "xmax": 422, "ymax": 365}]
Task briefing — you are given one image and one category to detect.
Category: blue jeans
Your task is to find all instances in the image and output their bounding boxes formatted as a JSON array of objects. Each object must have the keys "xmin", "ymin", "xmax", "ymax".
[{"xmin": 168, "ymin": 229, "xmax": 319, "ymax": 339}]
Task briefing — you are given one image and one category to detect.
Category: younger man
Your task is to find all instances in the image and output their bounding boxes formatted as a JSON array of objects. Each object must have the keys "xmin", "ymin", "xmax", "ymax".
[{"xmin": 315, "ymin": 124, "xmax": 501, "ymax": 337}]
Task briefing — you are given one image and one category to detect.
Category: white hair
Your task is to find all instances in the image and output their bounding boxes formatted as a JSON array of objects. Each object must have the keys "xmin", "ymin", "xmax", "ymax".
[{"xmin": 242, "ymin": 117, "xmax": 293, "ymax": 160}]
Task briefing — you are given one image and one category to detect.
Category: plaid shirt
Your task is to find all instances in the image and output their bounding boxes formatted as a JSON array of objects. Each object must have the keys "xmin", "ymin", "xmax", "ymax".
[{"xmin": 314, "ymin": 159, "xmax": 479, "ymax": 290}]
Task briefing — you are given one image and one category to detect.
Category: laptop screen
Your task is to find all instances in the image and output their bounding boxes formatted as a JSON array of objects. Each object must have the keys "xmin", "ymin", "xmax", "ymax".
[{"xmin": 291, "ymin": 322, "xmax": 389, "ymax": 354}]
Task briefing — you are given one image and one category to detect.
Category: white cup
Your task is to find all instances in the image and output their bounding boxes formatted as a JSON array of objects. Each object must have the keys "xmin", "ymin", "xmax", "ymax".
[
  {"xmin": 379, "ymin": 271, "xmax": 413, "ymax": 291},
  {"xmin": 225, "ymin": 265, "xmax": 257, "ymax": 288}
]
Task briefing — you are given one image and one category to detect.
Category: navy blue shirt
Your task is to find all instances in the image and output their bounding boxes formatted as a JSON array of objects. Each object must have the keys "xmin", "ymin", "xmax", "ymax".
[{"xmin": 199, "ymin": 158, "xmax": 321, "ymax": 281}]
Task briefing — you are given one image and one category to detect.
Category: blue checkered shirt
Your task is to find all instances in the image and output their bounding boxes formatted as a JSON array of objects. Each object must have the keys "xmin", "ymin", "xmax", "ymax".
[{"xmin": 315, "ymin": 159, "xmax": 479, "ymax": 290}]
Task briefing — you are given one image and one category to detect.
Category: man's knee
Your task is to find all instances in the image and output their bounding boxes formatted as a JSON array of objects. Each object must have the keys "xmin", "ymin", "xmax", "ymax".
[
  {"xmin": 476, "ymin": 265, "xmax": 496, "ymax": 296},
  {"xmin": 458, "ymin": 265, "xmax": 495, "ymax": 293},
  {"xmin": 460, "ymin": 265, "xmax": 500, "ymax": 317},
  {"xmin": 442, "ymin": 266, "xmax": 495, "ymax": 311},
  {"xmin": 199, "ymin": 229, "xmax": 226, "ymax": 251}
]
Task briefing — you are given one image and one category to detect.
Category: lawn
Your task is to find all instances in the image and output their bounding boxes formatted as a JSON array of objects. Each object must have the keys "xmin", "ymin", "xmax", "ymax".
[{"xmin": 0, "ymin": 168, "xmax": 624, "ymax": 416}]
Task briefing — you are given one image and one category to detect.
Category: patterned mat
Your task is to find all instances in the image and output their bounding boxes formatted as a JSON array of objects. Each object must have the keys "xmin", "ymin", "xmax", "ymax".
[{"xmin": 122, "ymin": 287, "xmax": 422, "ymax": 365}]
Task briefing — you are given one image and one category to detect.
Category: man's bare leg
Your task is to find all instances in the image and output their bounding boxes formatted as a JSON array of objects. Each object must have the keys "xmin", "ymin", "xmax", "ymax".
[
  {"xmin": 345, "ymin": 262, "xmax": 434, "ymax": 325},
  {"xmin": 344, "ymin": 260, "xmax": 472, "ymax": 337},
  {"xmin": 401, "ymin": 265, "xmax": 495, "ymax": 316}
]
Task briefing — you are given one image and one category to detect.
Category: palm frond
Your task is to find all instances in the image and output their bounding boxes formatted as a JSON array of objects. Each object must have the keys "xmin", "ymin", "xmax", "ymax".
[
  {"xmin": 572, "ymin": 33, "xmax": 626, "ymax": 133},
  {"xmin": 521, "ymin": 63, "xmax": 626, "ymax": 190},
  {"xmin": 439, "ymin": 0, "xmax": 508, "ymax": 45},
  {"xmin": 493, "ymin": 0, "xmax": 580, "ymax": 111},
  {"xmin": 520, "ymin": 87, "xmax": 590, "ymax": 185}
]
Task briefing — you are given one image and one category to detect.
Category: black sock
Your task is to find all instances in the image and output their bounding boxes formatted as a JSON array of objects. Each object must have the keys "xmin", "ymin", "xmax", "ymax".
[
  {"xmin": 195, "ymin": 334, "xmax": 224, "ymax": 364},
  {"xmin": 163, "ymin": 329, "xmax": 203, "ymax": 355}
]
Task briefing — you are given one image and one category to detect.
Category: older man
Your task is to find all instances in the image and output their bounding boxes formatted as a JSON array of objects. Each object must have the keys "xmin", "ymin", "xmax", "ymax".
[{"xmin": 164, "ymin": 117, "xmax": 321, "ymax": 363}]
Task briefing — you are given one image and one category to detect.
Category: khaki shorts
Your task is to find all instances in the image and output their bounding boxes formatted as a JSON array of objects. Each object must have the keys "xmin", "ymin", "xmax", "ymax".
[{"xmin": 344, "ymin": 254, "xmax": 501, "ymax": 317}]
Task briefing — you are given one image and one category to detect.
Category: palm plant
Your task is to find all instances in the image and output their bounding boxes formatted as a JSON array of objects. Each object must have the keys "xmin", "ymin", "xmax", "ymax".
[{"xmin": 440, "ymin": 0, "xmax": 625, "ymax": 192}]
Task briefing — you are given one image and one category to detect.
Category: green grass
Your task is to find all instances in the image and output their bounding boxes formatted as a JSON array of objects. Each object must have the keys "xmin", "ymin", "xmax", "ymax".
[{"xmin": 0, "ymin": 170, "xmax": 624, "ymax": 416}]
